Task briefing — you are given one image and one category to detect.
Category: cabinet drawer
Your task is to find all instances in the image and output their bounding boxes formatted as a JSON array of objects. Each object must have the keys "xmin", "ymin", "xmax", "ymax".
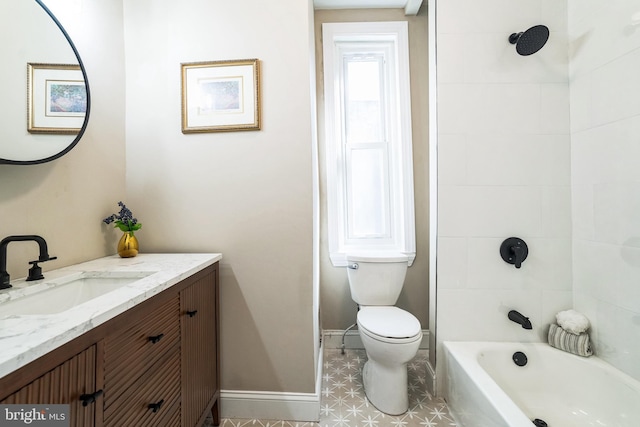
[
  {"xmin": 103, "ymin": 295, "xmax": 180, "ymax": 402},
  {"xmin": 104, "ymin": 345, "xmax": 181, "ymax": 427}
]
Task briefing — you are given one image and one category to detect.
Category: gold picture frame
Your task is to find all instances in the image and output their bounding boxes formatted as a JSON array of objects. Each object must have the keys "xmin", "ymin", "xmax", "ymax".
[
  {"xmin": 27, "ymin": 63, "xmax": 87, "ymax": 134},
  {"xmin": 181, "ymin": 58, "xmax": 261, "ymax": 133}
]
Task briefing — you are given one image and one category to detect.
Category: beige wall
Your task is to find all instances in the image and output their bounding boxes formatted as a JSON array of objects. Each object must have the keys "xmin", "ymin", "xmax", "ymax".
[
  {"xmin": 0, "ymin": 0, "xmax": 126, "ymax": 278},
  {"xmin": 2, "ymin": 0, "xmax": 429, "ymax": 400},
  {"xmin": 314, "ymin": 8, "xmax": 430, "ymax": 330},
  {"xmin": 123, "ymin": 0, "xmax": 317, "ymax": 393}
]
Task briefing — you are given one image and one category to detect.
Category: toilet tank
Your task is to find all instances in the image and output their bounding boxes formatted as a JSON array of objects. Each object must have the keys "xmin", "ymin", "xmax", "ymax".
[{"xmin": 346, "ymin": 253, "xmax": 409, "ymax": 306}]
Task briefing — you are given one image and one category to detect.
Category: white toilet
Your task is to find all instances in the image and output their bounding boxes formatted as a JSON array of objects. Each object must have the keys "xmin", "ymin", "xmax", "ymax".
[{"xmin": 346, "ymin": 253, "xmax": 422, "ymax": 415}]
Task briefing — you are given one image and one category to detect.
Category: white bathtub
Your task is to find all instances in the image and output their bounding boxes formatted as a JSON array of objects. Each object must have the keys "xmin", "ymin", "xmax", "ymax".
[{"xmin": 443, "ymin": 341, "xmax": 640, "ymax": 427}]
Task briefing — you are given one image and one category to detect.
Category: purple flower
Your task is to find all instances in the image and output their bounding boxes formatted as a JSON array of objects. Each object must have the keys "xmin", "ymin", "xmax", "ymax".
[{"xmin": 102, "ymin": 201, "xmax": 142, "ymax": 234}]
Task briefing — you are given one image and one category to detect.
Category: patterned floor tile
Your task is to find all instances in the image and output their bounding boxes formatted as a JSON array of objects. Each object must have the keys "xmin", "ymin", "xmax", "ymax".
[
  {"xmin": 320, "ymin": 349, "xmax": 457, "ymax": 427},
  {"xmin": 218, "ymin": 348, "xmax": 458, "ymax": 427}
]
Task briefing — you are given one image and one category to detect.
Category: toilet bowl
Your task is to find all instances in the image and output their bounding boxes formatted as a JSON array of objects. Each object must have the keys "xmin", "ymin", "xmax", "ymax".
[
  {"xmin": 357, "ymin": 306, "xmax": 422, "ymax": 415},
  {"xmin": 345, "ymin": 253, "xmax": 422, "ymax": 415}
]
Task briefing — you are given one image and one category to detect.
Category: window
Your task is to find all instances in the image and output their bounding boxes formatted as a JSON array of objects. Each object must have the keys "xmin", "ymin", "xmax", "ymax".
[{"xmin": 322, "ymin": 22, "xmax": 416, "ymax": 266}]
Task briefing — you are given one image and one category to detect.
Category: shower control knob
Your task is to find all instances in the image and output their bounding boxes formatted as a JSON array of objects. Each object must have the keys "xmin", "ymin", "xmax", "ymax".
[{"xmin": 500, "ymin": 237, "xmax": 529, "ymax": 268}]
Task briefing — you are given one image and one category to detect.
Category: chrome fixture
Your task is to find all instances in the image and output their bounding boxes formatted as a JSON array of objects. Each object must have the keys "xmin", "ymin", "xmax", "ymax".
[{"xmin": 0, "ymin": 235, "xmax": 57, "ymax": 289}]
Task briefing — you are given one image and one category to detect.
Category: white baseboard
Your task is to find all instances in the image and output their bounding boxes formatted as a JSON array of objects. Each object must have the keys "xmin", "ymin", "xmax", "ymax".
[
  {"xmin": 220, "ymin": 343, "xmax": 323, "ymax": 422},
  {"xmin": 322, "ymin": 329, "xmax": 430, "ymax": 350},
  {"xmin": 220, "ymin": 391, "xmax": 320, "ymax": 422}
]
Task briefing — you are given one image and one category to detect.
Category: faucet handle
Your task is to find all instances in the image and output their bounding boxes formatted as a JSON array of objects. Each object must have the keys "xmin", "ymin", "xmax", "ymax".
[
  {"xmin": 26, "ymin": 262, "xmax": 44, "ymax": 281},
  {"xmin": 28, "ymin": 256, "xmax": 56, "ymax": 265},
  {"xmin": 26, "ymin": 256, "xmax": 56, "ymax": 282},
  {"xmin": 500, "ymin": 237, "xmax": 528, "ymax": 269}
]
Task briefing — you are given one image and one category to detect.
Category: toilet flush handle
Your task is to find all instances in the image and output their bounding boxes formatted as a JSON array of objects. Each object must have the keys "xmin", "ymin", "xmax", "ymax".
[{"xmin": 347, "ymin": 263, "xmax": 359, "ymax": 270}]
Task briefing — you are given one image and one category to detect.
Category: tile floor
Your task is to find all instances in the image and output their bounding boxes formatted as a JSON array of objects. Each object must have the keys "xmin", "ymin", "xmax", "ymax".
[{"xmin": 217, "ymin": 349, "xmax": 458, "ymax": 427}]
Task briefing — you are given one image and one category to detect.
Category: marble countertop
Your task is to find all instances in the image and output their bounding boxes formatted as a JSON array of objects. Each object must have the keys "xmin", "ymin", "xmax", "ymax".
[{"xmin": 0, "ymin": 253, "xmax": 222, "ymax": 379}]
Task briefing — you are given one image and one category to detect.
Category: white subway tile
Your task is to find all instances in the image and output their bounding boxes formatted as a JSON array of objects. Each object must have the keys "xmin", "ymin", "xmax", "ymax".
[
  {"xmin": 573, "ymin": 240, "xmax": 619, "ymax": 304},
  {"xmin": 568, "ymin": 72, "xmax": 592, "ymax": 132},
  {"xmin": 466, "ymin": 134, "xmax": 569, "ymax": 186},
  {"xmin": 612, "ymin": 307, "xmax": 640, "ymax": 379},
  {"xmin": 437, "ymin": 237, "xmax": 469, "ymax": 289},
  {"xmin": 436, "ymin": 83, "xmax": 476, "ymax": 134},
  {"xmin": 462, "ymin": 33, "xmax": 566, "ymax": 84},
  {"xmin": 590, "ymin": 50, "xmax": 640, "ymax": 128},
  {"xmin": 542, "ymin": 0, "xmax": 568, "ymax": 32},
  {"xmin": 571, "ymin": 184, "xmax": 595, "ymax": 240},
  {"xmin": 593, "ymin": 182, "xmax": 640, "ymax": 246},
  {"xmin": 437, "ymin": 134, "xmax": 468, "ymax": 185},
  {"xmin": 438, "ymin": 288, "xmax": 543, "ymax": 343},
  {"xmin": 466, "ymin": 237, "xmax": 545, "ymax": 290},
  {"xmin": 540, "ymin": 83, "xmax": 570, "ymax": 134},
  {"xmin": 464, "ymin": 186, "xmax": 542, "ymax": 237},
  {"xmin": 436, "ymin": 34, "xmax": 466, "ymax": 83},
  {"xmin": 617, "ymin": 244, "xmax": 640, "ymax": 312},
  {"xmin": 468, "ymin": 84, "xmax": 542, "ymax": 134},
  {"xmin": 540, "ymin": 185, "xmax": 572, "ymax": 237},
  {"xmin": 438, "ymin": 0, "xmax": 542, "ymax": 35},
  {"xmin": 438, "ymin": 185, "xmax": 470, "ymax": 237}
]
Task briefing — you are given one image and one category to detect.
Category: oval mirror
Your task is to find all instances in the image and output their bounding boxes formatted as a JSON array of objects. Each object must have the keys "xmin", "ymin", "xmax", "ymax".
[{"xmin": 0, "ymin": 0, "xmax": 90, "ymax": 165}]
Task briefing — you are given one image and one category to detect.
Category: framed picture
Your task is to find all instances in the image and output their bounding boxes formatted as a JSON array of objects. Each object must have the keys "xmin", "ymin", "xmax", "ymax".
[
  {"xmin": 181, "ymin": 59, "xmax": 261, "ymax": 133},
  {"xmin": 27, "ymin": 63, "xmax": 87, "ymax": 134}
]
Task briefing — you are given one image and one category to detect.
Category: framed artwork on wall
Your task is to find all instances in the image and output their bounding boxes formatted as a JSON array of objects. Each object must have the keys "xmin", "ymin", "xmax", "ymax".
[
  {"xmin": 27, "ymin": 63, "xmax": 87, "ymax": 134},
  {"xmin": 181, "ymin": 58, "xmax": 261, "ymax": 133}
]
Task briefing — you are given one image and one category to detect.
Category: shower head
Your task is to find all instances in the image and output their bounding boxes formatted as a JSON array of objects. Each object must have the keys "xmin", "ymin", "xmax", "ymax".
[{"xmin": 509, "ymin": 25, "xmax": 549, "ymax": 56}]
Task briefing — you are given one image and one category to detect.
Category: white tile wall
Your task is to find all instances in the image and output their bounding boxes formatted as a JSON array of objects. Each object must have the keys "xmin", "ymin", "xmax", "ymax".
[
  {"xmin": 435, "ymin": 0, "xmax": 572, "ymax": 394},
  {"xmin": 435, "ymin": 0, "xmax": 640, "ymax": 392},
  {"xmin": 569, "ymin": 0, "xmax": 640, "ymax": 381}
]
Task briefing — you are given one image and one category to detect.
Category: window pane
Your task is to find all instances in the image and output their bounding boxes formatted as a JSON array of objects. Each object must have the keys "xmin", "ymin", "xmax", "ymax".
[
  {"xmin": 346, "ymin": 147, "xmax": 390, "ymax": 238},
  {"xmin": 344, "ymin": 56, "xmax": 384, "ymax": 143}
]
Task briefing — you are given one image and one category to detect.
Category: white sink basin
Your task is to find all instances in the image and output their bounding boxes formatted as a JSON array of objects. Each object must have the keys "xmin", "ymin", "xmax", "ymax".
[{"xmin": 0, "ymin": 271, "xmax": 153, "ymax": 317}]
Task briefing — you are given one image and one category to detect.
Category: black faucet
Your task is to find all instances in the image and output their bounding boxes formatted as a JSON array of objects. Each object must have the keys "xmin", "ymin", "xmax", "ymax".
[
  {"xmin": 0, "ymin": 235, "xmax": 57, "ymax": 290},
  {"xmin": 508, "ymin": 310, "xmax": 532, "ymax": 329}
]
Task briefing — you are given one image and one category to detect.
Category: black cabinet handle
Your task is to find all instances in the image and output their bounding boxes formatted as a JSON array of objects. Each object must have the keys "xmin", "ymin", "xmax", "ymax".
[
  {"xmin": 148, "ymin": 399, "xmax": 165, "ymax": 413},
  {"xmin": 148, "ymin": 333, "xmax": 164, "ymax": 344},
  {"xmin": 186, "ymin": 310, "xmax": 198, "ymax": 317},
  {"xmin": 79, "ymin": 389, "xmax": 103, "ymax": 407}
]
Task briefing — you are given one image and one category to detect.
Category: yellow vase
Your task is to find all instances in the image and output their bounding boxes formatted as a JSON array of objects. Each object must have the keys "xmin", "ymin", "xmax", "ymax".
[{"xmin": 117, "ymin": 231, "xmax": 139, "ymax": 258}]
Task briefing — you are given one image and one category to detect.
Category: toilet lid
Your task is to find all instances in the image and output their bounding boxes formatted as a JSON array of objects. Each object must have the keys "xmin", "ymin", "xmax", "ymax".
[{"xmin": 357, "ymin": 307, "xmax": 421, "ymax": 339}]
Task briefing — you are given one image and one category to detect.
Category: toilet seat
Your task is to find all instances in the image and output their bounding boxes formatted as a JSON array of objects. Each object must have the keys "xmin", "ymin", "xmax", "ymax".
[{"xmin": 358, "ymin": 307, "xmax": 421, "ymax": 344}]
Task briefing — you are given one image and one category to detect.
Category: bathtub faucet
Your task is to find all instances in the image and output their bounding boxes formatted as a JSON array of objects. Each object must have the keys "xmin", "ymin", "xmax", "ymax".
[{"xmin": 508, "ymin": 310, "xmax": 532, "ymax": 329}]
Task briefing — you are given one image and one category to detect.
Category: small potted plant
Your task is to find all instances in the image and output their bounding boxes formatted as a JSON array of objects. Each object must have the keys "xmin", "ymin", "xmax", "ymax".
[{"xmin": 103, "ymin": 201, "xmax": 142, "ymax": 258}]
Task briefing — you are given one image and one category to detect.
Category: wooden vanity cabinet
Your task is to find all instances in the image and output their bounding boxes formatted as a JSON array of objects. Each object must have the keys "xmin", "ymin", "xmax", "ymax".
[
  {"xmin": 0, "ymin": 345, "xmax": 100, "ymax": 427},
  {"xmin": 0, "ymin": 262, "xmax": 220, "ymax": 427},
  {"xmin": 180, "ymin": 266, "xmax": 220, "ymax": 426}
]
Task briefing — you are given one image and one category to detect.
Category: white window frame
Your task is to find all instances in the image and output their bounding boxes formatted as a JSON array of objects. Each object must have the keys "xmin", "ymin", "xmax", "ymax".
[{"xmin": 322, "ymin": 21, "xmax": 416, "ymax": 267}]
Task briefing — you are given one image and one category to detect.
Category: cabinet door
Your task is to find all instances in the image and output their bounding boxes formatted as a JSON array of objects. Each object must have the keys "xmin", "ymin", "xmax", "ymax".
[
  {"xmin": 181, "ymin": 266, "xmax": 219, "ymax": 427},
  {"xmin": 0, "ymin": 345, "xmax": 99, "ymax": 427}
]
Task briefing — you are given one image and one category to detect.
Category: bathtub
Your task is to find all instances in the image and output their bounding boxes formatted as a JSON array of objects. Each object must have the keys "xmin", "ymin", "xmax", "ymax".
[{"xmin": 443, "ymin": 341, "xmax": 640, "ymax": 427}]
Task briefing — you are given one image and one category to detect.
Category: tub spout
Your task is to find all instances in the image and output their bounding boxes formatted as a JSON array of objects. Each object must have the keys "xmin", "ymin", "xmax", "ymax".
[{"xmin": 508, "ymin": 310, "xmax": 532, "ymax": 329}]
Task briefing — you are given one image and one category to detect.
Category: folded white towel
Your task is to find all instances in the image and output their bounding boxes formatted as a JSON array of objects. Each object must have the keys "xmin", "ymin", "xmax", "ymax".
[{"xmin": 556, "ymin": 309, "xmax": 590, "ymax": 335}]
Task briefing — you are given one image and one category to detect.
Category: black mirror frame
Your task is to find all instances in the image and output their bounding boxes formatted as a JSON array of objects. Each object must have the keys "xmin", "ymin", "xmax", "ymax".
[{"xmin": 0, "ymin": 0, "xmax": 91, "ymax": 165}]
